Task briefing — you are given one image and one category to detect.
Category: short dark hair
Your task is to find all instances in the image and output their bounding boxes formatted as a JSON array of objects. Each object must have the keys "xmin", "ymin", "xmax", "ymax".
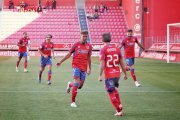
[
  {"xmin": 81, "ymin": 30, "xmax": 88, "ymax": 35},
  {"xmin": 102, "ymin": 33, "xmax": 111, "ymax": 42},
  {"xmin": 23, "ymin": 32, "xmax": 27, "ymax": 35},
  {"xmin": 127, "ymin": 29, "xmax": 133, "ymax": 33},
  {"xmin": 47, "ymin": 34, "xmax": 53, "ymax": 38}
]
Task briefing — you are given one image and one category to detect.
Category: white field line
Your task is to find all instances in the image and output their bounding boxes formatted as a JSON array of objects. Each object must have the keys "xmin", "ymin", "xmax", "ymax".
[{"xmin": 0, "ymin": 90, "xmax": 179, "ymax": 93}]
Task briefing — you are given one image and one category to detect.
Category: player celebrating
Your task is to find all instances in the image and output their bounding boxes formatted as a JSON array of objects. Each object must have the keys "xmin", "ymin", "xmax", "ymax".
[
  {"xmin": 38, "ymin": 34, "xmax": 55, "ymax": 85},
  {"xmin": 119, "ymin": 29, "xmax": 146, "ymax": 87},
  {"xmin": 56, "ymin": 31, "xmax": 92, "ymax": 108},
  {"xmin": 16, "ymin": 32, "xmax": 30, "ymax": 72},
  {"xmin": 98, "ymin": 33, "xmax": 127, "ymax": 116}
]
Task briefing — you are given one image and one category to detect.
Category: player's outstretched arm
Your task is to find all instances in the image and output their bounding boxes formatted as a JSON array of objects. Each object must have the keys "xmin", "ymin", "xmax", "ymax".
[
  {"xmin": 119, "ymin": 59, "xmax": 127, "ymax": 80},
  {"xmin": 98, "ymin": 60, "xmax": 105, "ymax": 82},
  {"xmin": 56, "ymin": 52, "xmax": 72, "ymax": 67},
  {"xmin": 136, "ymin": 40, "xmax": 147, "ymax": 52}
]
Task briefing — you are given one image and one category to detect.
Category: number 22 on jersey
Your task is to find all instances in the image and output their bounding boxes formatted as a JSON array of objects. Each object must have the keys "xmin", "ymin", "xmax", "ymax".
[{"xmin": 106, "ymin": 54, "xmax": 119, "ymax": 67}]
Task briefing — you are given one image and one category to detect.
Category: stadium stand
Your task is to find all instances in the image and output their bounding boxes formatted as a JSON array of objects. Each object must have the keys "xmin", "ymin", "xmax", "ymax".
[
  {"xmin": 0, "ymin": 6, "xmax": 80, "ymax": 46},
  {"xmin": 1, "ymin": 8, "xmax": 127, "ymax": 46},
  {"xmin": 85, "ymin": 1, "xmax": 128, "ymax": 43}
]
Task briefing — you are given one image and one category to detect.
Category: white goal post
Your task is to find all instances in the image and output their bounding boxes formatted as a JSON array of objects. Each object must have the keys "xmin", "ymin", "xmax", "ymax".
[{"xmin": 167, "ymin": 23, "xmax": 180, "ymax": 63}]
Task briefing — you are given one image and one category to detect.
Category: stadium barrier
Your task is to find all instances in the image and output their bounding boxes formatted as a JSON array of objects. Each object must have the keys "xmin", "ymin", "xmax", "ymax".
[
  {"xmin": 142, "ymin": 42, "xmax": 180, "ymax": 62},
  {"xmin": 0, "ymin": 43, "xmax": 108, "ymax": 57},
  {"xmin": 148, "ymin": 43, "xmax": 180, "ymax": 53},
  {"xmin": 0, "ymin": 50, "xmax": 100, "ymax": 57},
  {"xmin": 141, "ymin": 51, "xmax": 180, "ymax": 62},
  {"xmin": 0, "ymin": 43, "xmax": 106, "ymax": 51}
]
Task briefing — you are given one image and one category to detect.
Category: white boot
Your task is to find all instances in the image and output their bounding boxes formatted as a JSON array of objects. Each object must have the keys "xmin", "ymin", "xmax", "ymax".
[
  {"xmin": 70, "ymin": 102, "xmax": 77, "ymax": 107},
  {"xmin": 135, "ymin": 81, "xmax": 141, "ymax": 87}
]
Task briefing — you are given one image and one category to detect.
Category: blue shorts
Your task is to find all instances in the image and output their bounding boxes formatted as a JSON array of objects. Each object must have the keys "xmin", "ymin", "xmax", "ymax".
[
  {"xmin": 18, "ymin": 52, "xmax": 28, "ymax": 58},
  {"xmin": 125, "ymin": 58, "xmax": 135, "ymax": 66},
  {"xmin": 105, "ymin": 77, "xmax": 120, "ymax": 92},
  {"xmin": 40, "ymin": 56, "xmax": 52, "ymax": 67},
  {"xmin": 73, "ymin": 68, "xmax": 86, "ymax": 81}
]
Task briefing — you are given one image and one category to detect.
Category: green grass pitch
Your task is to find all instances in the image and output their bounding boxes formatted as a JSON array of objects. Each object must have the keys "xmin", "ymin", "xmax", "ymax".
[{"xmin": 0, "ymin": 56, "xmax": 180, "ymax": 120}]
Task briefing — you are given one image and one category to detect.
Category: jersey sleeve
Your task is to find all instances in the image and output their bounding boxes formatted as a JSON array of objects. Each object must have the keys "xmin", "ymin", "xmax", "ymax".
[
  {"xmin": 69, "ymin": 43, "xmax": 76, "ymax": 53},
  {"xmin": 99, "ymin": 48, "xmax": 105, "ymax": 61}
]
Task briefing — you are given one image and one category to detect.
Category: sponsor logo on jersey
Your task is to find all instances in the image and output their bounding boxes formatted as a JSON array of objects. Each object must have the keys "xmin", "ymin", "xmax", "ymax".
[
  {"xmin": 127, "ymin": 42, "xmax": 135, "ymax": 46},
  {"xmin": 107, "ymin": 48, "xmax": 116, "ymax": 52},
  {"xmin": 78, "ymin": 49, "xmax": 88, "ymax": 54}
]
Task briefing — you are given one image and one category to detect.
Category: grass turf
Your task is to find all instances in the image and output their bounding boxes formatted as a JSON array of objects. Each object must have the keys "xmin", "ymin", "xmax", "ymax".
[{"xmin": 0, "ymin": 56, "xmax": 180, "ymax": 120}]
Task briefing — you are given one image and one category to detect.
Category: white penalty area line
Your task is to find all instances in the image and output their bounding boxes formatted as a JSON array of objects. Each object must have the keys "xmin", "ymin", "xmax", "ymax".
[{"xmin": 0, "ymin": 91, "xmax": 179, "ymax": 93}]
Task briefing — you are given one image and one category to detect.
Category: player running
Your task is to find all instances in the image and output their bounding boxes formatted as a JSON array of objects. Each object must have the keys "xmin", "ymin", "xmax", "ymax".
[
  {"xmin": 119, "ymin": 29, "xmax": 146, "ymax": 87},
  {"xmin": 56, "ymin": 31, "xmax": 92, "ymax": 108},
  {"xmin": 16, "ymin": 32, "xmax": 30, "ymax": 72},
  {"xmin": 98, "ymin": 33, "xmax": 127, "ymax": 116},
  {"xmin": 38, "ymin": 34, "xmax": 55, "ymax": 85}
]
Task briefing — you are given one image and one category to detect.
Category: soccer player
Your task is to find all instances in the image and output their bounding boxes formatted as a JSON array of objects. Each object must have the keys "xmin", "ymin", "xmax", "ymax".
[
  {"xmin": 16, "ymin": 32, "xmax": 30, "ymax": 72},
  {"xmin": 38, "ymin": 34, "xmax": 55, "ymax": 85},
  {"xmin": 98, "ymin": 33, "xmax": 127, "ymax": 116},
  {"xmin": 119, "ymin": 29, "xmax": 146, "ymax": 87},
  {"xmin": 56, "ymin": 31, "xmax": 92, "ymax": 108}
]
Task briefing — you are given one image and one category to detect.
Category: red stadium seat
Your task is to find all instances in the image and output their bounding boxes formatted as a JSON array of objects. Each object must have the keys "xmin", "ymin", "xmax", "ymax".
[
  {"xmin": 3, "ymin": 7, "xmax": 80, "ymax": 44},
  {"xmin": 86, "ymin": 3, "xmax": 127, "ymax": 43}
]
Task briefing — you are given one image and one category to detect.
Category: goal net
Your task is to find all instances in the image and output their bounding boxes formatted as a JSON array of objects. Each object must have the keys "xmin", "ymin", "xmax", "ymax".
[{"xmin": 167, "ymin": 23, "xmax": 180, "ymax": 63}]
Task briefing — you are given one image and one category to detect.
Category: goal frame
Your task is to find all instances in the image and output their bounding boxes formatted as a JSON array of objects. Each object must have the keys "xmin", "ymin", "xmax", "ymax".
[{"xmin": 166, "ymin": 23, "xmax": 180, "ymax": 63}]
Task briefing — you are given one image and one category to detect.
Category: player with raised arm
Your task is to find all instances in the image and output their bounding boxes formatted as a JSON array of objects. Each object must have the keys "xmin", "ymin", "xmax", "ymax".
[
  {"xmin": 119, "ymin": 29, "xmax": 146, "ymax": 87},
  {"xmin": 38, "ymin": 34, "xmax": 55, "ymax": 85},
  {"xmin": 98, "ymin": 33, "xmax": 127, "ymax": 116},
  {"xmin": 56, "ymin": 31, "xmax": 92, "ymax": 108},
  {"xmin": 16, "ymin": 32, "xmax": 30, "ymax": 72}
]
